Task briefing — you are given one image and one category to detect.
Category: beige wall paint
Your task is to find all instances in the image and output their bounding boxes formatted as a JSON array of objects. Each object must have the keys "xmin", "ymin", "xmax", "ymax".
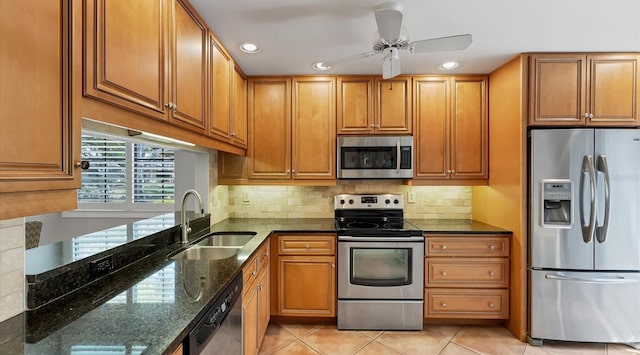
[{"xmin": 0, "ymin": 217, "xmax": 25, "ymax": 322}]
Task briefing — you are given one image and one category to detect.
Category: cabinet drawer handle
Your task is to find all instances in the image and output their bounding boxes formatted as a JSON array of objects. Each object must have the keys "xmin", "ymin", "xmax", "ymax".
[
  {"xmin": 441, "ymin": 271, "xmax": 447, "ymax": 276},
  {"xmin": 304, "ymin": 244, "xmax": 310, "ymax": 249},
  {"xmin": 489, "ymin": 303, "xmax": 495, "ymax": 309},
  {"xmin": 440, "ymin": 245, "xmax": 447, "ymax": 250},
  {"xmin": 441, "ymin": 302, "xmax": 447, "ymax": 308},
  {"xmin": 489, "ymin": 271, "xmax": 496, "ymax": 276},
  {"xmin": 489, "ymin": 245, "xmax": 497, "ymax": 250}
]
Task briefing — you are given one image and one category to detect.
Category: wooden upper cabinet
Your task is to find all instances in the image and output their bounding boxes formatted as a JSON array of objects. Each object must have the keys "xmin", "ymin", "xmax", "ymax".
[
  {"xmin": 451, "ymin": 77, "xmax": 488, "ymax": 179},
  {"xmin": 529, "ymin": 53, "xmax": 639, "ymax": 127},
  {"xmin": 231, "ymin": 65, "xmax": 248, "ymax": 148},
  {"xmin": 248, "ymin": 78, "xmax": 292, "ymax": 179},
  {"xmin": 0, "ymin": 0, "xmax": 82, "ymax": 219},
  {"xmin": 337, "ymin": 76, "xmax": 375, "ymax": 134},
  {"xmin": 84, "ymin": 0, "xmax": 207, "ymax": 132},
  {"xmin": 292, "ymin": 77, "xmax": 336, "ymax": 179},
  {"xmin": 375, "ymin": 76, "xmax": 412, "ymax": 134},
  {"xmin": 413, "ymin": 76, "xmax": 488, "ymax": 181},
  {"xmin": 169, "ymin": 0, "xmax": 207, "ymax": 131},
  {"xmin": 414, "ymin": 77, "xmax": 450, "ymax": 179},
  {"xmin": 84, "ymin": 0, "xmax": 168, "ymax": 120},
  {"xmin": 207, "ymin": 32, "xmax": 232, "ymax": 141}
]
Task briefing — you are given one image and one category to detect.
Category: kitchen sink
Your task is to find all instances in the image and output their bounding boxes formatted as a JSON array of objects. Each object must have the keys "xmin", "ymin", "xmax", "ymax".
[
  {"xmin": 169, "ymin": 232, "xmax": 256, "ymax": 261},
  {"xmin": 195, "ymin": 232, "xmax": 256, "ymax": 247},
  {"xmin": 170, "ymin": 246, "xmax": 241, "ymax": 260}
]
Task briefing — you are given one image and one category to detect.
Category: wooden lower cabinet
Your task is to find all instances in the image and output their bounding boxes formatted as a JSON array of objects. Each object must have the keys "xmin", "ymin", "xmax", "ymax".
[
  {"xmin": 242, "ymin": 240, "xmax": 270, "ymax": 355},
  {"xmin": 424, "ymin": 234, "xmax": 511, "ymax": 320},
  {"xmin": 170, "ymin": 343, "xmax": 183, "ymax": 355},
  {"xmin": 271, "ymin": 234, "xmax": 336, "ymax": 317}
]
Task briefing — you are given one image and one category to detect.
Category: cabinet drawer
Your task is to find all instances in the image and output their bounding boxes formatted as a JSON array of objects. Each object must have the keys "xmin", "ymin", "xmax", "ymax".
[
  {"xmin": 243, "ymin": 240, "xmax": 270, "ymax": 290},
  {"xmin": 425, "ymin": 235, "xmax": 509, "ymax": 257},
  {"xmin": 425, "ymin": 289, "xmax": 509, "ymax": 319},
  {"xmin": 426, "ymin": 258, "xmax": 509, "ymax": 288},
  {"xmin": 278, "ymin": 235, "xmax": 335, "ymax": 255}
]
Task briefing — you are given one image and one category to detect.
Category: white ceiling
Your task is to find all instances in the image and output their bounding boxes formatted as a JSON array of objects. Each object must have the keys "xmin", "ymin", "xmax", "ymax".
[{"xmin": 190, "ymin": 0, "xmax": 640, "ymax": 76}]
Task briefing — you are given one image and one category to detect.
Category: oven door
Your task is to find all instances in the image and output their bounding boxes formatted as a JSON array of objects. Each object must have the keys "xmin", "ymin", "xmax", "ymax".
[{"xmin": 338, "ymin": 236, "xmax": 424, "ymax": 300}]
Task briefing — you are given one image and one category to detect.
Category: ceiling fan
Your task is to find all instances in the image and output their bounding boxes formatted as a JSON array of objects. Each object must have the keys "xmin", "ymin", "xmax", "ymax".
[{"xmin": 314, "ymin": 2, "xmax": 472, "ymax": 79}]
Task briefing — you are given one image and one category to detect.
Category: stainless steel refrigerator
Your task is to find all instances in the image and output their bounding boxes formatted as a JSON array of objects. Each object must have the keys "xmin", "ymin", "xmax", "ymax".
[{"xmin": 528, "ymin": 129, "xmax": 640, "ymax": 348}]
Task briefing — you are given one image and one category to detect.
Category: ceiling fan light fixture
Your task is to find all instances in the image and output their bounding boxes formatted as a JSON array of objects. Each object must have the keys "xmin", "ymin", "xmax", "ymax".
[
  {"xmin": 239, "ymin": 42, "xmax": 259, "ymax": 53},
  {"xmin": 439, "ymin": 61, "xmax": 459, "ymax": 70},
  {"xmin": 312, "ymin": 61, "xmax": 332, "ymax": 71}
]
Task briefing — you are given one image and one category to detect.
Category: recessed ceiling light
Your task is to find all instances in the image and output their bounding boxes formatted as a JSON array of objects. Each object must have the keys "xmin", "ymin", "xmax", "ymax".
[
  {"xmin": 240, "ymin": 43, "xmax": 259, "ymax": 53},
  {"xmin": 439, "ymin": 61, "xmax": 459, "ymax": 70},
  {"xmin": 312, "ymin": 62, "xmax": 332, "ymax": 71}
]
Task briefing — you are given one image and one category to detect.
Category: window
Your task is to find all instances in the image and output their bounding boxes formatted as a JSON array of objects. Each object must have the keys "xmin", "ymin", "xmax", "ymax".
[{"xmin": 78, "ymin": 133, "xmax": 175, "ymax": 211}]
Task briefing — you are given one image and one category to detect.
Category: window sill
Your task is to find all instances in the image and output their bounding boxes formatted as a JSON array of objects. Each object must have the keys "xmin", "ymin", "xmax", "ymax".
[{"xmin": 62, "ymin": 210, "xmax": 172, "ymax": 219}]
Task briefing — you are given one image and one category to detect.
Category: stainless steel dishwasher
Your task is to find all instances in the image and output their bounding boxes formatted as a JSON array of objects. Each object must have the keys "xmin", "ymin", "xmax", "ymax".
[{"xmin": 186, "ymin": 273, "xmax": 242, "ymax": 354}]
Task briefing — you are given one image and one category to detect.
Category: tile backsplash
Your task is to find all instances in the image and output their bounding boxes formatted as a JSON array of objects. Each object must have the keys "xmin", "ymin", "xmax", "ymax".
[
  {"xmin": 216, "ymin": 183, "xmax": 471, "ymax": 220},
  {"xmin": 0, "ymin": 217, "xmax": 25, "ymax": 322}
]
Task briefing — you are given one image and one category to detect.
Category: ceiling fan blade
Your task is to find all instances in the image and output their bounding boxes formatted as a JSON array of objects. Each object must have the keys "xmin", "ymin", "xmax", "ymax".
[
  {"xmin": 409, "ymin": 34, "xmax": 472, "ymax": 53},
  {"xmin": 382, "ymin": 47, "xmax": 401, "ymax": 79},
  {"xmin": 375, "ymin": 2, "xmax": 403, "ymax": 42}
]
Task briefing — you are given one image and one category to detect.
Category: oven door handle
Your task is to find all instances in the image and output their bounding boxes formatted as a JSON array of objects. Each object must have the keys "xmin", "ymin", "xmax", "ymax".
[{"xmin": 338, "ymin": 235, "xmax": 424, "ymax": 242}]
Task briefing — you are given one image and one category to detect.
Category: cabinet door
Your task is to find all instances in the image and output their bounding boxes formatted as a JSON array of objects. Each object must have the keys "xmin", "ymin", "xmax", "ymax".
[
  {"xmin": 242, "ymin": 286, "xmax": 259, "ymax": 355},
  {"xmin": 248, "ymin": 78, "xmax": 291, "ymax": 179},
  {"xmin": 207, "ymin": 33, "xmax": 232, "ymax": 141},
  {"xmin": 450, "ymin": 76, "xmax": 488, "ymax": 179},
  {"xmin": 169, "ymin": 0, "xmax": 207, "ymax": 131},
  {"xmin": 336, "ymin": 76, "xmax": 374, "ymax": 134},
  {"xmin": 375, "ymin": 76, "xmax": 412, "ymax": 134},
  {"xmin": 257, "ymin": 267, "xmax": 270, "ymax": 347},
  {"xmin": 414, "ymin": 77, "xmax": 450, "ymax": 179},
  {"xmin": 529, "ymin": 54, "xmax": 587, "ymax": 125},
  {"xmin": 587, "ymin": 54, "xmax": 639, "ymax": 126},
  {"xmin": 292, "ymin": 77, "xmax": 336, "ymax": 179},
  {"xmin": 277, "ymin": 256, "xmax": 336, "ymax": 317},
  {"xmin": 231, "ymin": 65, "xmax": 248, "ymax": 147},
  {"xmin": 0, "ymin": 0, "xmax": 81, "ymax": 219},
  {"xmin": 84, "ymin": 0, "xmax": 168, "ymax": 121}
]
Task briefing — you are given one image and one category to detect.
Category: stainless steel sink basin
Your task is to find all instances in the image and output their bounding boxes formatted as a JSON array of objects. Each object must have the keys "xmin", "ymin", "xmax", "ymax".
[
  {"xmin": 195, "ymin": 232, "xmax": 256, "ymax": 247},
  {"xmin": 170, "ymin": 246, "xmax": 241, "ymax": 260}
]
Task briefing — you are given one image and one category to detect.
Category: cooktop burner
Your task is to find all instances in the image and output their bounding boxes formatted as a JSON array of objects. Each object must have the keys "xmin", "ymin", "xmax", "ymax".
[{"xmin": 334, "ymin": 194, "xmax": 422, "ymax": 237}]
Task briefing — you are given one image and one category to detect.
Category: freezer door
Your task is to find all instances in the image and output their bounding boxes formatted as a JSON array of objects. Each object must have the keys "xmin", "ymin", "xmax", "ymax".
[
  {"xmin": 530, "ymin": 129, "xmax": 594, "ymax": 269},
  {"xmin": 594, "ymin": 130, "xmax": 640, "ymax": 271},
  {"xmin": 529, "ymin": 270, "xmax": 640, "ymax": 343}
]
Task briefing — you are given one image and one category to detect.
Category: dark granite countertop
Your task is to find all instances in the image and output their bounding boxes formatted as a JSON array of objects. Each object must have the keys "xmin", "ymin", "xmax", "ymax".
[
  {"xmin": 408, "ymin": 219, "xmax": 512, "ymax": 234},
  {"xmin": 6, "ymin": 217, "xmax": 508, "ymax": 354}
]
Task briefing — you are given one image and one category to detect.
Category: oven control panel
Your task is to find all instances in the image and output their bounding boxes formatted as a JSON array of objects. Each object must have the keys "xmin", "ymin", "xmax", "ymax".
[{"xmin": 334, "ymin": 194, "xmax": 404, "ymax": 209}]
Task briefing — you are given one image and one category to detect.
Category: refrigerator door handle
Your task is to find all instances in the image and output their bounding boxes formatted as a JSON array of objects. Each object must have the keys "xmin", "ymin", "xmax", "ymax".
[
  {"xmin": 579, "ymin": 155, "xmax": 596, "ymax": 243},
  {"xmin": 595, "ymin": 155, "xmax": 611, "ymax": 243},
  {"xmin": 545, "ymin": 272, "xmax": 637, "ymax": 284}
]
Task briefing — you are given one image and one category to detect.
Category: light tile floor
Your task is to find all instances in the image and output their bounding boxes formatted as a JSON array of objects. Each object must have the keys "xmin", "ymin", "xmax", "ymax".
[{"xmin": 258, "ymin": 322, "xmax": 640, "ymax": 355}]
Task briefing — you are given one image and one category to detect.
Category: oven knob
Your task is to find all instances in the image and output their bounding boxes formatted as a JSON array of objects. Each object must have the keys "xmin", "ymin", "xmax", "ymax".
[
  {"xmin": 393, "ymin": 199, "xmax": 399, "ymax": 204},
  {"xmin": 385, "ymin": 199, "xmax": 390, "ymax": 204},
  {"xmin": 339, "ymin": 199, "xmax": 345, "ymax": 205},
  {"xmin": 348, "ymin": 199, "xmax": 354, "ymax": 205}
]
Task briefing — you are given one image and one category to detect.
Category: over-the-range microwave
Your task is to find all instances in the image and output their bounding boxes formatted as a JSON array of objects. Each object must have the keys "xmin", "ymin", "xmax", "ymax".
[{"xmin": 337, "ymin": 136, "xmax": 413, "ymax": 179}]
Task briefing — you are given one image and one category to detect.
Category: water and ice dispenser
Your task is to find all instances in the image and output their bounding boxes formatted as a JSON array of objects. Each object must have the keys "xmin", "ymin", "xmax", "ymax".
[{"xmin": 541, "ymin": 180, "xmax": 572, "ymax": 228}]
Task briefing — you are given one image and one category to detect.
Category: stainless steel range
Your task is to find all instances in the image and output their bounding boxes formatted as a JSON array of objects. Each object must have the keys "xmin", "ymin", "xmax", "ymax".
[{"xmin": 335, "ymin": 194, "xmax": 424, "ymax": 330}]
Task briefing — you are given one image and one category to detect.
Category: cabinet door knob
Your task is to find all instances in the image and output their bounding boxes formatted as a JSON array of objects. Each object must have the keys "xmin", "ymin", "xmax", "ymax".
[
  {"xmin": 489, "ymin": 271, "xmax": 496, "ymax": 276},
  {"xmin": 489, "ymin": 245, "xmax": 496, "ymax": 250},
  {"xmin": 441, "ymin": 245, "xmax": 447, "ymax": 250},
  {"xmin": 441, "ymin": 271, "xmax": 447, "ymax": 276},
  {"xmin": 489, "ymin": 303, "xmax": 495, "ymax": 308},
  {"xmin": 304, "ymin": 244, "xmax": 310, "ymax": 249},
  {"xmin": 441, "ymin": 302, "xmax": 447, "ymax": 308},
  {"xmin": 332, "ymin": 264, "xmax": 336, "ymax": 269}
]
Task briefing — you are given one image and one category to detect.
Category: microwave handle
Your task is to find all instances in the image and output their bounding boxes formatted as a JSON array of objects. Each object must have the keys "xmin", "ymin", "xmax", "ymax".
[{"xmin": 396, "ymin": 141, "xmax": 401, "ymax": 172}]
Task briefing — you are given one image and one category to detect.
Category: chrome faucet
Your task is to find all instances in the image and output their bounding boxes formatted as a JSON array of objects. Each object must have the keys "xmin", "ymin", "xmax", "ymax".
[{"xmin": 181, "ymin": 189, "xmax": 204, "ymax": 244}]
